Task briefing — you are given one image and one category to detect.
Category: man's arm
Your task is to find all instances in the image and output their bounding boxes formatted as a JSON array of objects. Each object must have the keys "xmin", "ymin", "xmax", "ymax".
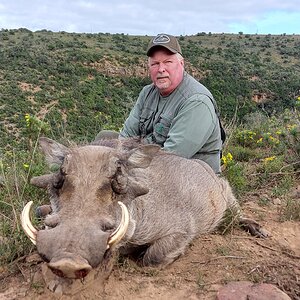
[
  {"xmin": 119, "ymin": 91, "xmax": 144, "ymax": 138},
  {"xmin": 163, "ymin": 94, "xmax": 218, "ymax": 158}
]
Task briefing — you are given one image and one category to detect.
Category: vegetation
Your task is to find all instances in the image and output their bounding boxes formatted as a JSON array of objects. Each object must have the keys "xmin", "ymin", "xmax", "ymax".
[
  {"xmin": 0, "ymin": 29, "xmax": 299, "ymax": 272},
  {"xmin": 1, "ymin": 29, "xmax": 300, "ymax": 146},
  {"xmin": 222, "ymin": 109, "xmax": 299, "ymax": 199}
]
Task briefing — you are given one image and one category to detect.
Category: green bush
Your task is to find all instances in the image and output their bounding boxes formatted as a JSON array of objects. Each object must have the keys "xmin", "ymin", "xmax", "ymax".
[{"xmin": 228, "ymin": 145, "xmax": 260, "ymax": 162}]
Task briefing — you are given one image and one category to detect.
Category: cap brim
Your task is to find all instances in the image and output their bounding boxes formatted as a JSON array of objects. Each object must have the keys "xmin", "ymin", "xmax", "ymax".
[{"xmin": 147, "ymin": 45, "xmax": 178, "ymax": 56}]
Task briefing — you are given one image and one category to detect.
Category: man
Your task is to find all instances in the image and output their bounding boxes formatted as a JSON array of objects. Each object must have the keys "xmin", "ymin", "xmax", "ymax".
[{"xmin": 119, "ymin": 33, "xmax": 223, "ymax": 174}]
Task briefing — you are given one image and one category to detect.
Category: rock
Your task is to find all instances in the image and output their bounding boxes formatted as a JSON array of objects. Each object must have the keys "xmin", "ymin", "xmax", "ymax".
[
  {"xmin": 248, "ymin": 283, "xmax": 291, "ymax": 300},
  {"xmin": 291, "ymin": 185, "xmax": 300, "ymax": 199},
  {"xmin": 32, "ymin": 269, "xmax": 44, "ymax": 285},
  {"xmin": 0, "ymin": 235, "xmax": 8, "ymax": 246},
  {"xmin": 0, "ymin": 176, "xmax": 5, "ymax": 187},
  {"xmin": 216, "ymin": 281, "xmax": 291, "ymax": 300},
  {"xmin": 0, "ymin": 265, "xmax": 8, "ymax": 274},
  {"xmin": 272, "ymin": 198, "xmax": 281, "ymax": 205},
  {"xmin": 54, "ymin": 283, "xmax": 63, "ymax": 296},
  {"xmin": 261, "ymin": 194, "xmax": 270, "ymax": 200}
]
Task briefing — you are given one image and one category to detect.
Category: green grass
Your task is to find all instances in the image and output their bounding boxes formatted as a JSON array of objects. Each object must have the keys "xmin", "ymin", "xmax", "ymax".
[
  {"xmin": 0, "ymin": 146, "xmax": 48, "ymax": 266},
  {"xmin": 279, "ymin": 198, "xmax": 300, "ymax": 221}
]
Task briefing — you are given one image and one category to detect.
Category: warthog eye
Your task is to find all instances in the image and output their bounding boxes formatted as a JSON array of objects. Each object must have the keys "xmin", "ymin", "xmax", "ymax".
[
  {"xmin": 102, "ymin": 223, "xmax": 114, "ymax": 232},
  {"xmin": 101, "ymin": 219, "xmax": 115, "ymax": 232}
]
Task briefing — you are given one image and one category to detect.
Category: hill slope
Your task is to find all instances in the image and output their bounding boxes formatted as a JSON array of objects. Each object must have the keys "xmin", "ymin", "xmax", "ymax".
[{"xmin": 0, "ymin": 29, "xmax": 300, "ymax": 148}]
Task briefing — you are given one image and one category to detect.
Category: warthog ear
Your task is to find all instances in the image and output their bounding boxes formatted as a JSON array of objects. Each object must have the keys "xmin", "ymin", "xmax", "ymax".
[
  {"xmin": 111, "ymin": 145, "xmax": 159, "ymax": 194},
  {"xmin": 39, "ymin": 137, "xmax": 70, "ymax": 167},
  {"xmin": 30, "ymin": 174, "xmax": 54, "ymax": 189},
  {"xmin": 127, "ymin": 144, "xmax": 160, "ymax": 169}
]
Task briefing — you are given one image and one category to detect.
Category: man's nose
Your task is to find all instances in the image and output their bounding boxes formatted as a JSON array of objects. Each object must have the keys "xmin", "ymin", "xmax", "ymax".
[{"xmin": 158, "ymin": 63, "xmax": 166, "ymax": 72}]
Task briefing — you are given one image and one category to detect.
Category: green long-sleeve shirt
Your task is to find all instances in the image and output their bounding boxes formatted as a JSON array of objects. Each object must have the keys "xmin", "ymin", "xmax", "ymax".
[{"xmin": 120, "ymin": 72, "xmax": 222, "ymax": 173}]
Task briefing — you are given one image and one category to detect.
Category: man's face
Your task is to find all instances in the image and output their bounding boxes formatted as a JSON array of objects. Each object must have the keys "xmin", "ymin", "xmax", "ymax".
[{"xmin": 148, "ymin": 48, "xmax": 184, "ymax": 96}]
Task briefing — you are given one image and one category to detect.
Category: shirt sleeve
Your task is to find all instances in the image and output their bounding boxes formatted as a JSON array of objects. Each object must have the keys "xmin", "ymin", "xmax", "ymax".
[
  {"xmin": 162, "ymin": 94, "xmax": 217, "ymax": 158},
  {"xmin": 119, "ymin": 91, "xmax": 144, "ymax": 138}
]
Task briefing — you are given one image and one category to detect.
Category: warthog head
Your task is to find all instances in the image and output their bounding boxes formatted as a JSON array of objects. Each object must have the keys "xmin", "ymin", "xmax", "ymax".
[{"xmin": 21, "ymin": 137, "xmax": 159, "ymax": 279}]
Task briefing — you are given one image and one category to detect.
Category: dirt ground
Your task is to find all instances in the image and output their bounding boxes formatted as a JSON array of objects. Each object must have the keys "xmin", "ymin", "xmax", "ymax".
[{"xmin": 1, "ymin": 189, "xmax": 299, "ymax": 300}]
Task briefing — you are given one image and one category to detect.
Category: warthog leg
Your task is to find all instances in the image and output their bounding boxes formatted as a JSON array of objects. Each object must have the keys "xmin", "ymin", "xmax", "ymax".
[
  {"xmin": 141, "ymin": 233, "xmax": 191, "ymax": 267},
  {"xmin": 239, "ymin": 217, "xmax": 269, "ymax": 238}
]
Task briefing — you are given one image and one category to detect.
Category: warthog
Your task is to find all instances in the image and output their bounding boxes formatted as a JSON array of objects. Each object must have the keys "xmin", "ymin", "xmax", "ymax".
[{"xmin": 21, "ymin": 137, "xmax": 265, "ymax": 279}]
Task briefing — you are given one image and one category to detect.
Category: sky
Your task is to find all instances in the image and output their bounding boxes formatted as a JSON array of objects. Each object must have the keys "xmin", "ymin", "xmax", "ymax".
[{"xmin": 0, "ymin": 0, "xmax": 299, "ymax": 36}]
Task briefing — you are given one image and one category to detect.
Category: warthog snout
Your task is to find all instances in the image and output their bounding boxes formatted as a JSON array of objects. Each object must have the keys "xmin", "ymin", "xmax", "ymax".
[{"xmin": 48, "ymin": 254, "xmax": 92, "ymax": 279}]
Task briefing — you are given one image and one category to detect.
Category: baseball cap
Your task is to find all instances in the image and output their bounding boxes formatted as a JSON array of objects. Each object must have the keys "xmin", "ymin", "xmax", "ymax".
[{"xmin": 146, "ymin": 33, "xmax": 182, "ymax": 56}]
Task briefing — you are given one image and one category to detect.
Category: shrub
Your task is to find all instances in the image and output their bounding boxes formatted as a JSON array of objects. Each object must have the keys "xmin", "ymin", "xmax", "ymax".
[
  {"xmin": 279, "ymin": 198, "xmax": 300, "ymax": 221},
  {"xmin": 227, "ymin": 145, "xmax": 257, "ymax": 162},
  {"xmin": 221, "ymin": 153, "xmax": 247, "ymax": 197}
]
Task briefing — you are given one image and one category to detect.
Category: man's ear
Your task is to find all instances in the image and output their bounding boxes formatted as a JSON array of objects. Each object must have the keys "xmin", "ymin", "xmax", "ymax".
[{"xmin": 180, "ymin": 58, "xmax": 184, "ymax": 67}]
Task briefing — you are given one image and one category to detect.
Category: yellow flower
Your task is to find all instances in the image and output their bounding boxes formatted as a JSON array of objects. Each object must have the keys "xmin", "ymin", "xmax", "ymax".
[
  {"xmin": 269, "ymin": 136, "xmax": 280, "ymax": 144},
  {"xmin": 221, "ymin": 153, "xmax": 233, "ymax": 166},
  {"xmin": 221, "ymin": 156, "xmax": 227, "ymax": 164},
  {"xmin": 23, "ymin": 163, "xmax": 30, "ymax": 169},
  {"xmin": 264, "ymin": 156, "xmax": 276, "ymax": 162},
  {"xmin": 24, "ymin": 113, "xmax": 31, "ymax": 127},
  {"xmin": 256, "ymin": 137, "xmax": 263, "ymax": 144}
]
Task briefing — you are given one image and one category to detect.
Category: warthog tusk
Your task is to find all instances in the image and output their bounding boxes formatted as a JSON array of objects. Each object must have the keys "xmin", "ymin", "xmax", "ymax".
[
  {"xmin": 21, "ymin": 201, "xmax": 38, "ymax": 245},
  {"xmin": 107, "ymin": 201, "xmax": 129, "ymax": 249}
]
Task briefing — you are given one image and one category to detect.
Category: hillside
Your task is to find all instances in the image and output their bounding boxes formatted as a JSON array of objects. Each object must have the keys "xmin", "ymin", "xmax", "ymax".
[{"xmin": 0, "ymin": 29, "xmax": 300, "ymax": 148}]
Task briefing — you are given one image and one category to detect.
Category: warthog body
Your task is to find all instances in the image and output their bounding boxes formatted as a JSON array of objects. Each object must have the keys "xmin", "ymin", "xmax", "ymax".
[{"xmin": 24, "ymin": 137, "xmax": 256, "ymax": 279}]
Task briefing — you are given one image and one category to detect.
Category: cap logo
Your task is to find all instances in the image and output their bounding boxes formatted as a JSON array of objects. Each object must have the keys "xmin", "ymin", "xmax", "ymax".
[{"xmin": 153, "ymin": 34, "xmax": 170, "ymax": 44}]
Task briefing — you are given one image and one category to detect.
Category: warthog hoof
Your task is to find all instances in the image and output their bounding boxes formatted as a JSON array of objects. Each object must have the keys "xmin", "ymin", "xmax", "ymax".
[{"xmin": 239, "ymin": 217, "xmax": 270, "ymax": 238}]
